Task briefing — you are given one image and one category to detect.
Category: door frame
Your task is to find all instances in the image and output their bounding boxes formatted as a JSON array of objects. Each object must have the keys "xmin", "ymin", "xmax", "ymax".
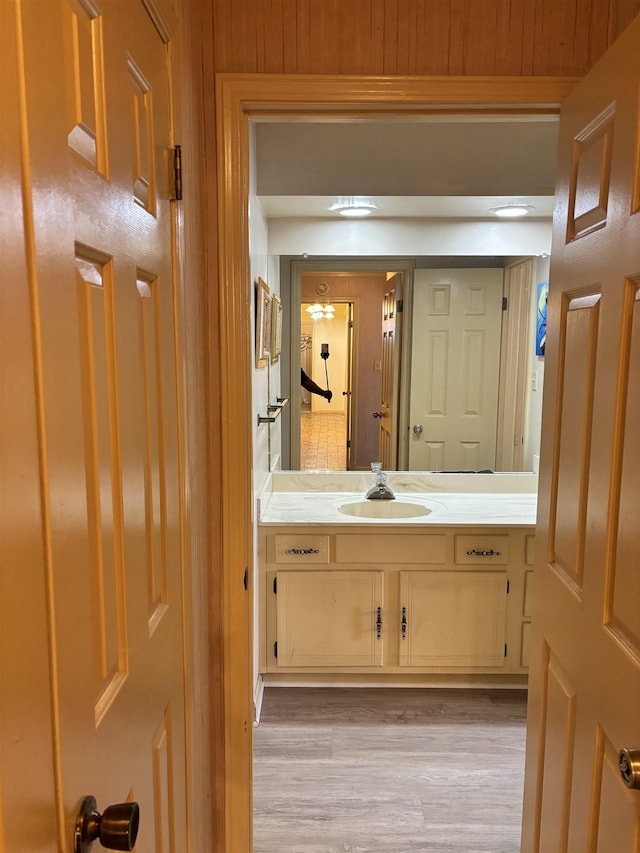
[
  {"xmin": 214, "ymin": 74, "xmax": 578, "ymax": 848},
  {"xmin": 298, "ymin": 296, "xmax": 355, "ymax": 469}
]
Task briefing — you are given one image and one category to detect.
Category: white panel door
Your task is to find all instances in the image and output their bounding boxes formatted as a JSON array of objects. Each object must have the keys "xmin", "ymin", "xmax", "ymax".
[
  {"xmin": 408, "ymin": 268, "xmax": 503, "ymax": 472},
  {"xmin": 521, "ymin": 13, "xmax": 640, "ymax": 851}
]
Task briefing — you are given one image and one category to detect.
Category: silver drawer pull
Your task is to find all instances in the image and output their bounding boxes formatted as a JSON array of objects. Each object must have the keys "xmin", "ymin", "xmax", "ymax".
[
  {"xmin": 466, "ymin": 549, "xmax": 502, "ymax": 557},
  {"xmin": 285, "ymin": 548, "xmax": 320, "ymax": 555}
]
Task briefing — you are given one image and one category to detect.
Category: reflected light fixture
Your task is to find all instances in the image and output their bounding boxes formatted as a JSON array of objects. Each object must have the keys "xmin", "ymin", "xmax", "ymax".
[
  {"xmin": 306, "ymin": 302, "xmax": 335, "ymax": 320},
  {"xmin": 329, "ymin": 198, "xmax": 377, "ymax": 218},
  {"xmin": 487, "ymin": 203, "xmax": 535, "ymax": 218}
]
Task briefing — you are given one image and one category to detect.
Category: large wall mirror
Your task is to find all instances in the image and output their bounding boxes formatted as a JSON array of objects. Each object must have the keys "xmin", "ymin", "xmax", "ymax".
[
  {"xmin": 274, "ymin": 254, "xmax": 548, "ymax": 475},
  {"xmin": 255, "ymin": 116, "xmax": 557, "ymax": 475}
]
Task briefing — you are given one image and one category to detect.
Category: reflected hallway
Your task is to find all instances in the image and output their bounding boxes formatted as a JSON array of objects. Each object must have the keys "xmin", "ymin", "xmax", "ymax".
[{"xmin": 300, "ymin": 411, "xmax": 347, "ymax": 470}]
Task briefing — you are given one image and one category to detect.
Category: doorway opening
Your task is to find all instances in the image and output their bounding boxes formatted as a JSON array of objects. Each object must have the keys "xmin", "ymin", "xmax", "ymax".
[
  {"xmin": 214, "ymin": 74, "xmax": 575, "ymax": 851},
  {"xmin": 300, "ymin": 300, "xmax": 353, "ymax": 470}
]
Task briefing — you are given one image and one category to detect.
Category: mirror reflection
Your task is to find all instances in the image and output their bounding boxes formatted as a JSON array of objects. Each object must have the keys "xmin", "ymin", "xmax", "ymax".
[{"xmin": 283, "ymin": 257, "xmax": 548, "ymax": 474}]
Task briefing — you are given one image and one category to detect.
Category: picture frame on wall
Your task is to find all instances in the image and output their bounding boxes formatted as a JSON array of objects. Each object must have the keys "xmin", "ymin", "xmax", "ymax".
[
  {"xmin": 535, "ymin": 281, "xmax": 548, "ymax": 356},
  {"xmin": 255, "ymin": 277, "xmax": 271, "ymax": 368},
  {"xmin": 270, "ymin": 294, "xmax": 283, "ymax": 363}
]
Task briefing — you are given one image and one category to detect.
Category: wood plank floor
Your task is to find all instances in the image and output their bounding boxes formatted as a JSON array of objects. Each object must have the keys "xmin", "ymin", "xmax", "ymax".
[{"xmin": 253, "ymin": 687, "xmax": 527, "ymax": 853}]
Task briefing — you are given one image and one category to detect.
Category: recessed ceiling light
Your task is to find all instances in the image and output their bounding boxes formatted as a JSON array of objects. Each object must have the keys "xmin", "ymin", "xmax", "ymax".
[
  {"xmin": 488, "ymin": 204, "xmax": 535, "ymax": 218},
  {"xmin": 329, "ymin": 198, "xmax": 377, "ymax": 218}
]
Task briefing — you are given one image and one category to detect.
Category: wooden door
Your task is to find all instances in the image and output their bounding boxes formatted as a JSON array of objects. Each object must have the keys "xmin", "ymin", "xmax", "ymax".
[
  {"xmin": 408, "ymin": 269, "xmax": 503, "ymax": 472},
  {"xmin": 5, "ymin": 0, "xmax": 189, "ymax": 849},
  {"xmin": 521, "ymin": 14, "xmax": 640, "ymax": 851},
  {"xmin": 275, "ymin": 570, "xmax": 384, "ymax": 667},
  {"xmin": 379, "ymin": 273, "xmax": 402, "ymax": 468}
]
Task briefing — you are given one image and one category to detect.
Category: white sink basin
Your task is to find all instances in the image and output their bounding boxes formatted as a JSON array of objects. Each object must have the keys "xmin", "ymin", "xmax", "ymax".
[{"xmin": 338, "ymin": 500, "xmax": 432, "ymax": 519}]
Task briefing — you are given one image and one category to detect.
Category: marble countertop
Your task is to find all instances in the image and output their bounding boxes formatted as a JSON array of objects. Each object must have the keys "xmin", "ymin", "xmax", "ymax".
[{"xmin": 258, "ymin": 475, "xmax": 537, "ymax": 527}]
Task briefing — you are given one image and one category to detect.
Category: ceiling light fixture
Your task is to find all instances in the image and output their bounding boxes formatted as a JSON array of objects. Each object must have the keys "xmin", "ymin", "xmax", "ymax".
[
  {"xmin": 329, "ymin": 198, "xmax": 377, "ymax": 218},
  {"xmin": 306, "ymin": 303, "xmax": 335, "ymax": 320},
  {"xmin": 487, "ymin": 203, "xmax": 535, "ymax": 218}
]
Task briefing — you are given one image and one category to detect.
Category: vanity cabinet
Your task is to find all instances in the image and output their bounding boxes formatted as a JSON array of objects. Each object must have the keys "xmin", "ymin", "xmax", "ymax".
[{"xmin": 259, "ymin": 526, "xmax": 535, "ymax": 685}]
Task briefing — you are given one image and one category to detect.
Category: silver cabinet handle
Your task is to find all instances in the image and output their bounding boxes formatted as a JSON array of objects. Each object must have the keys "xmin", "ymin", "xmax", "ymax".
[
  {"xmin": 284, "ymin": 548, "xmax": 319, "ymax": 555},
  {"xmin": 466, "ymin": 549, "xmax": 502, "ymax": 557}
]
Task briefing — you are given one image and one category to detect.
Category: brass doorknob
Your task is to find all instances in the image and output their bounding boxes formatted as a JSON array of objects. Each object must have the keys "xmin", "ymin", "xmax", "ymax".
[
  {"xmin": 74, "ymin": 796, "xmax": 140, "ymax": 852},
  {"xmin": 619, "ymin": 749, "xmax": 640, "ymax": 789}
]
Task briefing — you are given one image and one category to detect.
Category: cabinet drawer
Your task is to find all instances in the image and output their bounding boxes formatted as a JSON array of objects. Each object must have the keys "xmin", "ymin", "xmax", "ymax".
[
  {"xmin": 454, "ymin": 534, "xmax": 509, "ymax": 565},
  {"xmin": 335, "ymin": 534, "xmax": 446, "ymax": 564},
  {"xmin": 274, "ymin": 535, "xmax": 330, "ymax": 564}
]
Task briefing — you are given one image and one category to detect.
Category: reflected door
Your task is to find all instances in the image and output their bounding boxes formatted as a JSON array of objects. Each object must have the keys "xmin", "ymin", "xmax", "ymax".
[{"xmin": 408, "ymin": 268, "xmax": 503, "ymax": 471}]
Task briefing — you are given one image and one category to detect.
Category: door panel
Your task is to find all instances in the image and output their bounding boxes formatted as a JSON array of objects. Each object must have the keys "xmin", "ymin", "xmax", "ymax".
[
  {"xmin": 408, "ymin": 269, "xmax": 503, "ymax": 472},
  {"xmin": 14, "ymin": 0, "xmax": 188, "ymax": 848},
  {"xmin": 522, "ymin": 13, "xmax": 640, "ymax": 851},
  {"xmin": 0, "ymin": 3, "xmax": 58, "ymax": 847},
  {"xmin": 275, "ymin": 570, "xmax": 384, "ymax": 667},
  {"xmin": 398, "ymin": 571, "xmax": 507, "ymax": 667}
]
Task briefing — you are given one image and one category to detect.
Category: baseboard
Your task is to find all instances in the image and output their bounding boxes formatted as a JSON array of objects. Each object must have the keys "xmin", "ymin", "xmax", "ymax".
[{"xmin": 261, "ymin": 674, "xmax": 528, "ymax": 690}]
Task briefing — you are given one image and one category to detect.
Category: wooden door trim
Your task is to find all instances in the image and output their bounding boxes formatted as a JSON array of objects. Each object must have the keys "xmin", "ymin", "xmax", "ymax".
[{"xmin": 215, "ymin": 74, "xmax": 578, "ymax": 851}]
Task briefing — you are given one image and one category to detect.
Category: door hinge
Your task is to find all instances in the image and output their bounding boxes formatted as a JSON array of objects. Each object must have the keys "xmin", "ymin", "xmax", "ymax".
[
  {"xmin": 349, "ymin": 320, "xmax": 354, "ymax": 328},
  {"xmin": 244, "ymin": 568, "xmax": 248, "ymax": 590},
  {"xmin": 397, "ymin": 299, "xmax": 404, "ymax": 312},
  {"xmin": 273, "ymin": 641, "xmax": 278, "ymax": 659},
  {"xmin": 273, "ymin": 577, "xmax": 277, "ymax": 594},
  {"xmin": 502, "ymin": 296, "xmax": 508, "ymax": 311},
  {"xmin": 346, "ymin": 439, "xmax": 351, "ymax": 448},
  {"xmin": 171, "ymin": 144, "xmax": 182, "ymax": 201}
]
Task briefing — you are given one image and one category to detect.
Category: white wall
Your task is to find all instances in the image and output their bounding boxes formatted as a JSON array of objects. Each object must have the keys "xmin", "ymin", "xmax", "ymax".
[
  {"xmin": 267, "ymin": 217, "xmax": 552, "ymax": 258},
  {"xmin": 249, "ymin": 130, "xmax": 282, "ymax": 704}
]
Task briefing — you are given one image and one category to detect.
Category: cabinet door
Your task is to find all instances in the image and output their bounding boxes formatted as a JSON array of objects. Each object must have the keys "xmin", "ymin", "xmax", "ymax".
[
  {"xmin": 399, "ymin": 571, "xmax": 507, "ymax": 667},
  {"xmin": 276, "ymin": 570, "xmax": 384, "ymax": 667}
]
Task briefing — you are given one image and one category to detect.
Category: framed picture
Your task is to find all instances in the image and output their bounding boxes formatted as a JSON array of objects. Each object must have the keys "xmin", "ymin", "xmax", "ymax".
[
  {"xmin": 535, "ymin": 281, "xmax": 548, "ymax": 356},
  {"xmin": 255, "ymin": 277, "xmax": 271, "ymax": 368},
  {"xmin": 270, "ymin": 294, "xmax": 283, "ymax": 363}
]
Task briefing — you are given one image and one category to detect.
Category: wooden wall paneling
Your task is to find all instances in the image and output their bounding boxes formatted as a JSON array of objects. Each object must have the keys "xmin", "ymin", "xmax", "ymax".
[
  {"xmin": 420, "ymin": 0, "xmax": 453, "ymax": 75},
  {"xmin": 610, "ymin": 0, "xmax": 640, "ymax": 41},
  {"xmin": 347, "ymin": 0, "xmax": 386, "ymax": 76},
  {"xmin": 534, "ymin": 0, "xmax": 584, "ymax": 77},
  {"xmin": 448, "ymin": 0, "xmax": 468, "ymax": 75},
  {"xmin": 210, "ymin": 0, "xmax": 640, "ymax": 76},
  {"xmin": 381, "ymin": 0, "xmax": 400, "ymax": 74},
  {"xmin": 494, "ymin": 0, "xmax": 526, "ymax": 76}
]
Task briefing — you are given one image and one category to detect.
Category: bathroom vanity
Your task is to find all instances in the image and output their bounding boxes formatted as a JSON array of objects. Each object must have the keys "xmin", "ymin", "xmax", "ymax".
[{"xmin": 258, "ymin": 472, "xmax": 537, "ymax": 687}]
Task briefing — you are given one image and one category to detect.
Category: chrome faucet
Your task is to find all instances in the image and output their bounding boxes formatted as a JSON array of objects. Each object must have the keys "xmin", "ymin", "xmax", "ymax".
[{"xmin": 365, "ymin": 463, "xmax": 395, "ymax": 500}]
